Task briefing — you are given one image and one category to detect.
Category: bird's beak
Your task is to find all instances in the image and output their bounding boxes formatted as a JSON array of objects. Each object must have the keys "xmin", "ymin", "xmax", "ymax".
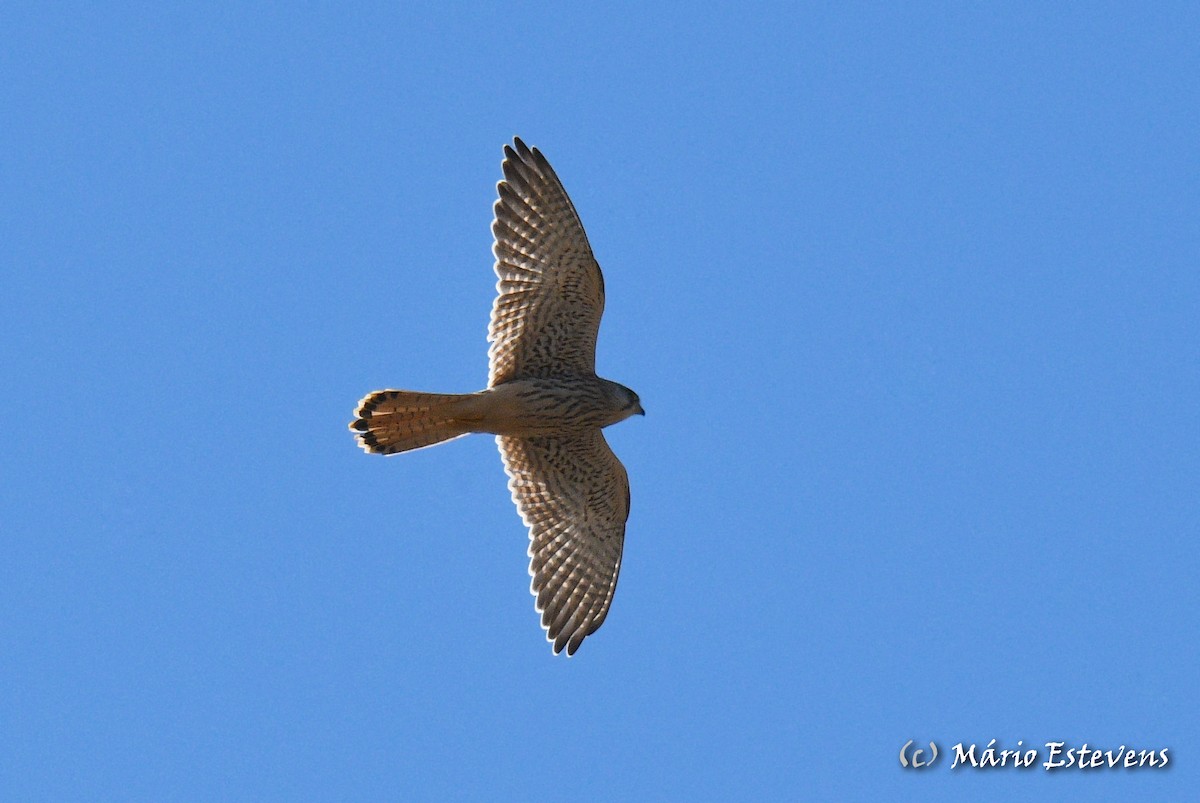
[{"xmin": 635, "ymin": 403, "xmax": 645, "ymax": 416}]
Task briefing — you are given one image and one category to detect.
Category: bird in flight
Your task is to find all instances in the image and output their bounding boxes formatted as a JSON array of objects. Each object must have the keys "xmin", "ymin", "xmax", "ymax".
[{"xmin": 350, "ymin": 137, "xmax": 642, "ymax": 656}]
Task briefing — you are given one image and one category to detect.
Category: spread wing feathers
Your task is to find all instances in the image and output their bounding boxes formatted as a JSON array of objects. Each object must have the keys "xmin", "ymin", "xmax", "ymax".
[
  {"xmin": 497, "ymin": 431, "xmax": 629, "ymax": 656},
  {"xmin": 488, "ymin": 137, "xmax": 606, "ymax": 387}
]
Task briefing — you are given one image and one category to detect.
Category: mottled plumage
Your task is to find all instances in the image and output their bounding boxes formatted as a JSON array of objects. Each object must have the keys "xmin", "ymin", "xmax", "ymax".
[{"xmin": 350, "ymin": 138, "xmax": 641, "ymax": 655}]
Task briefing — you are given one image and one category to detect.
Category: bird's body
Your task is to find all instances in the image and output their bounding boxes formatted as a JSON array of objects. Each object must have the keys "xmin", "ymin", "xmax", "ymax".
[
  {"xmin": 356, "ymin": 375, "xmax": 639, "ymax": 450},
  {"xmin": 350, "ymin": 138, "xmax": 641, "ymax": 655}
]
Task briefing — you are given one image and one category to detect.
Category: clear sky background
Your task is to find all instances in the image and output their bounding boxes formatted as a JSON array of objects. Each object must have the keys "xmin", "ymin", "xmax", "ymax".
[{"xmin": 3, "ymin": 3, "xmax": 1197, "ymax": 800}]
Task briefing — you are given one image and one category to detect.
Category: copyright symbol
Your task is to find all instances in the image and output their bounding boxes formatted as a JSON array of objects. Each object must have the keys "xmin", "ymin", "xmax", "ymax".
[{"xmin": 900, "ymin": 739, "xmax": 939, "ymax": 769}]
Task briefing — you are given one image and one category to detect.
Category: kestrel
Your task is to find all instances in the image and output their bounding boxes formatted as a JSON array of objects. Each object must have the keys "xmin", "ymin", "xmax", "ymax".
[{"xmin": 350, "ymin": 137, "xmax": 642, "ymax": 656}]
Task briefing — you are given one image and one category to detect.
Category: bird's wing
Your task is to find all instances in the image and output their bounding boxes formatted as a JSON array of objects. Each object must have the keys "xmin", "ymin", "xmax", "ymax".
[
  {"xmin": 488, "ymin": 138, "xmax": 605, "ymax": 386},
  {"xmin": 497, "ymin": 431, "xmax": 629, "ymax": 655}
]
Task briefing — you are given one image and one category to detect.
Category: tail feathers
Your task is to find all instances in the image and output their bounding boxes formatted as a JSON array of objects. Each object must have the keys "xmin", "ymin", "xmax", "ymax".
[{"xmin": 350, "ymin": 390, "xmax": 475, "ymax": 455}]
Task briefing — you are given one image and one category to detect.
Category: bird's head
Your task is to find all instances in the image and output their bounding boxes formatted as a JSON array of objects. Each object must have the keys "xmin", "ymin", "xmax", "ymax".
[{"xmin": 606, "ymin": 381, "xmax": 644, "ymax": 420}]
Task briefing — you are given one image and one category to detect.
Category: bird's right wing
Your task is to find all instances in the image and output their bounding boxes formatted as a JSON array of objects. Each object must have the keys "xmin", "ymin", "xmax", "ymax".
[
  {"xmin": 497, "ymin": 430, "xmax": 629, "ymax": 655},
  {"xmin": 488, "ymin": 138, "xmax": 605, "ymax": 386}
]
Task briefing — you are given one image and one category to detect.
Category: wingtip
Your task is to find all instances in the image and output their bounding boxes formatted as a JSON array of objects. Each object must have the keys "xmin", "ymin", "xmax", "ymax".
[{"xmin": 508, "ymin": 136, "xmax": 538, "ymax": 166}]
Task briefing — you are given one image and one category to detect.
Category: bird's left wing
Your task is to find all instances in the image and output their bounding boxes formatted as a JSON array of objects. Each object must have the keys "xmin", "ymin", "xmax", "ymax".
[{"xmin": 497, "ymin": 431, "xmax": 629, "ymax": 655}]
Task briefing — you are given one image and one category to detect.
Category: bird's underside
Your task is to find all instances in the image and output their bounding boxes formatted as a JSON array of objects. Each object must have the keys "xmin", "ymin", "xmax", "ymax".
[{"xmin": 350, "ymin": 138, "xmax": 641, "ymax": 656}]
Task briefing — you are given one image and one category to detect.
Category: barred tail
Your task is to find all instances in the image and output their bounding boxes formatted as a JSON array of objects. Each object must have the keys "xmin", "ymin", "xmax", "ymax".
[{"xmin": 349, "ymin": 390, "xmax": 476, "ymax": 455}]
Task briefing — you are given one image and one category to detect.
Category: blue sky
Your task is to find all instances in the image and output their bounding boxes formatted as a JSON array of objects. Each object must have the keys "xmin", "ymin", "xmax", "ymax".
[{"xmin": 3, "ymin": 2, "xmax": 1197, "ymax": 799}]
